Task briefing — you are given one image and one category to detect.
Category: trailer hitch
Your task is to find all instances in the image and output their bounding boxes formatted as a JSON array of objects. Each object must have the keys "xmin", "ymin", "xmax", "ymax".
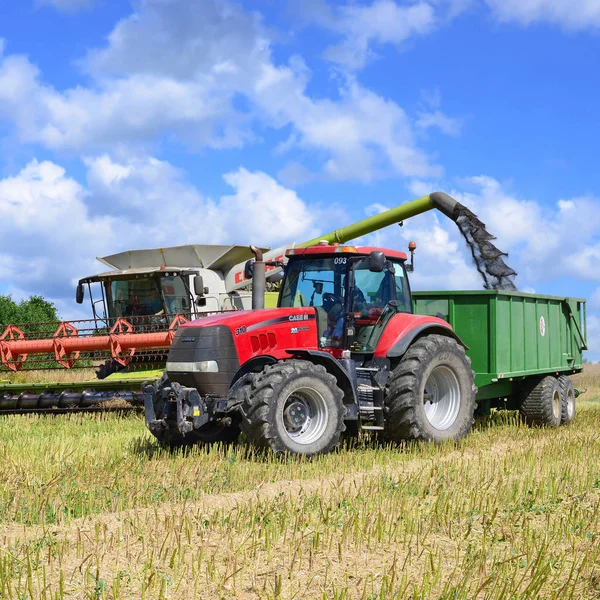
[{"xmin": 143, "ymin": 380, "xmax": 209, "ymax": 436}]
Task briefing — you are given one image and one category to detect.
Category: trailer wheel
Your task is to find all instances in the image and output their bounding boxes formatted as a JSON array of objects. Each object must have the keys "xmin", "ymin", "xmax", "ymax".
[
  {"xmin": 241, "ymin": 360, "xmax": 345, "ymax": 456},
  {"xmin": 519, "ymin": 376, "xmax": 561, "ymax": 427},
  {"xmin": 558, "ymin": 375, "xmax": 576, "ymax": 425},
  {"xmin": 384, "ymin": 334, "xmax": 477, "ymax": 442}
]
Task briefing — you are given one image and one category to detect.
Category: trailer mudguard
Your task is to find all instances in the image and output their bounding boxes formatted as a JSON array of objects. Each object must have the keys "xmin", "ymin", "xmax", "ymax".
[
  {"xmin": 285, "ymin": 349, "xmax": 358, "ymax": 405},
  {"xmin": 373, "ymin": 314, "xmax": 467, "ymax": 359}
]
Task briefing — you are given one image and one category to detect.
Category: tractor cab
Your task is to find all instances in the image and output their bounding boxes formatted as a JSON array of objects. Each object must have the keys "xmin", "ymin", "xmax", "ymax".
[{"xmin": 279, "ymin": 244, "xmax": 412, "ymax": 353}]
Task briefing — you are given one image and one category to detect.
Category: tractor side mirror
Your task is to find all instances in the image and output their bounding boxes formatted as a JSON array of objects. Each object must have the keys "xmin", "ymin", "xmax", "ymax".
[
  {"xmin": 368, "ymin": 251, "xmax": 386, "ymax": 273},
  {"xmin": 193, "ymin": 275, "xmax": 204, "ymax": 296},
  {"xmin": 244, "ymin": 260, "xmax": 254, "ymax": 280},
  {"xmin": 75, "ymin": 282, "xmax": 85, "ymax": 304},
  {"xmin": 313, "ymin": 281, "xmax": 323, "ymax": 294}
]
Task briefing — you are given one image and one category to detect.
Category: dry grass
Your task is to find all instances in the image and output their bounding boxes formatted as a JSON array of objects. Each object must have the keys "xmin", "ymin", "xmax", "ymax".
[
  {"xmin": 1, "ymin": 368, "xmax": 98, "ymax": 385},
  {"xmin": 0, "ymin": 369, "xmax": 599, "ymax": 598}
]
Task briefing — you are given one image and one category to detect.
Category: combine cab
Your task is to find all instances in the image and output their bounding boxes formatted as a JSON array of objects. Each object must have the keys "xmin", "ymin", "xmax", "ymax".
[{"xmin": 145, "ymin": 242, "xmax": 477, "ymax": 454}]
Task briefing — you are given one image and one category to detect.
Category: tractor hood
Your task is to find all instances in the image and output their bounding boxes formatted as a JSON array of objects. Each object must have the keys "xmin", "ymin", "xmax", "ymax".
[{"xmin": 180, "ymin": 307, "xmax": 318, "ymax": 334}]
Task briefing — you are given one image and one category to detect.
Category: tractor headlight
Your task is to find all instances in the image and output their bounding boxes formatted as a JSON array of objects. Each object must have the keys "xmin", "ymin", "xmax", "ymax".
[{"xmin": 167, "ymin": 360, "xmax": 219, "ymax": 373}]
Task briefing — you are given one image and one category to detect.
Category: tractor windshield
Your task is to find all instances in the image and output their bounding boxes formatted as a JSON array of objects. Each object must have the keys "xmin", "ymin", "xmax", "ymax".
[
  {"xmin": 106, "ymin": 274, "xmax": 191, "ymax": 319},
  {"xmin": 280, "ymin": 254, "xmax": 412, "ymax": 351}
]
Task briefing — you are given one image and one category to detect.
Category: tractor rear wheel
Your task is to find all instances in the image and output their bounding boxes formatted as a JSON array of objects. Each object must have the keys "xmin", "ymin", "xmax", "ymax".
[
  {"xmin": 558, "ymin": 375, "xmax": 576, "ymax": 425},
  {"xmin": 384, "ymin": 334, "xmax": 477, "ymax": 442},
  {"xmin": 519, "ymin": 376, "xmax": 561, "ymax": 427},
  {"xmin": 241, "ymin": 360, "xmax": 345, "ymax": 456}
]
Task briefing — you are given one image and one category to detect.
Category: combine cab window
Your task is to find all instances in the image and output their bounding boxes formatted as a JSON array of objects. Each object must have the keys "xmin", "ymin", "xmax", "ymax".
[
  {"xmin": 107, "ymin": 274, "xmax": 191, "ymax": 319},
  {"xmin": 160, "ymin": 276, "xmax": 191, "ymax": 315},
  {"xmin": 109, "ymin": 278, "xmax": 163, "ymax": 318}
]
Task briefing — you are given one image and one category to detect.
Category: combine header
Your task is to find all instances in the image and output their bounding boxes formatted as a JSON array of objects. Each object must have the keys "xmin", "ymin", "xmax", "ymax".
[{"xmin": 0, "ymin": 192, "xmax": 521, "ymax": 414}]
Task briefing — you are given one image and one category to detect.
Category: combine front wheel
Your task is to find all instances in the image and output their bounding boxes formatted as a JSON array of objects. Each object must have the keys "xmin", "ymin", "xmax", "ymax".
[
  {"xmin": 384, "ymin": 334, "xmax": 477, "ymax": 442},
  {"xmin": 242, "ymin": 360, "xmax": 345, "ymax": 456}
]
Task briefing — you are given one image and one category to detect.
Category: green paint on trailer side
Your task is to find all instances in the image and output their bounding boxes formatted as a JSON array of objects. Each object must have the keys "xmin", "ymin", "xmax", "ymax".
[{"xmin": 413, "ymin": 290, "xmax": 587, "ymax": 404}]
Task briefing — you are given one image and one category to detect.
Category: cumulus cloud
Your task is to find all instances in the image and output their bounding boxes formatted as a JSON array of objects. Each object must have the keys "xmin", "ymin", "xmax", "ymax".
[
  {"xmin": 450, "ymin": 176, "xmax": 600, "ymax": 284},
  {"xmin": 0, "ymin": 0, "xmax": 445, "ymax": 182},
  {"xmin": 484, "ymin": 0, "xmax": 600, "ymax": 30},
  {"xmin": 416, "ymin": 110, "xmax": 463, "ymax": 136},
  {"xmin": 357, "ymin": 202, "xmax": 482, "ymax": 290},
  {"xmin": 321, "ymin": 0, "xmax": 438, "ymax": 69},
  {"xmin": 0, "ymin": 157, "xmax": 321, "ymax": 310},
  {"xmin": 36, "ymin": 0, "xmax": 95, "ymax": 12}
]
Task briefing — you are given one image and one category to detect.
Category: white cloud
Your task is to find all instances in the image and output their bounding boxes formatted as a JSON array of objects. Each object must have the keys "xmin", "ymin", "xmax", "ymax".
[
  {"xmin": 484, "ymin": 0, "xmax": 600, "ymax": 30},
  {"xmin": 416, "ymin": 110, "xmax": 463, "ymax": 136},
  {"xmin": 586, "ymin": 315, "xmax": 600, "ymax": 357},
  {"xmin": 450, "ymin": 176, "xmax": 600, "ymax": 284},
  {"xmin": 360, "ymin": 202, "xmax": 482, "ymax": 290},
  {"xmin": 36, "ymin": 0, "xmax": 95, "ymax": 12},
  {"xmin": 322, "ymin": 0, "xmax": 437, "ymax": 69},
  {"xmin": 0, "ymin": 0, "xmax": 445, "ymax": 182},
  {"xmin": 0, "ymin": 157, "xmax": 321, "ymax": 309}
]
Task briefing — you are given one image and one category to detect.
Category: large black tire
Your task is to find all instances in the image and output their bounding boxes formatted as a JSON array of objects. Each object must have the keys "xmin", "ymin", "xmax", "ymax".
[
  {"xmin": 241, "ymin": 360, "xmax": 345, "ymax": 456},
  {"xmin": 520, "ymin": 376, "xmax": 561, "ymax": 427},
  {"xmin": 384, "ymin": 334, "xmax": 477, "ymax": 442},
  {"xmin": 558, "ymin": 375, "xmax": 576, "ymax": 425}
]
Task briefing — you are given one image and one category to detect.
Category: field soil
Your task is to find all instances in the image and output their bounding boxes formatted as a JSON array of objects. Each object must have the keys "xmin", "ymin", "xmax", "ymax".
[{"xmin": 0, "ymin": 367, "xmax": 599, "ymax": 599}]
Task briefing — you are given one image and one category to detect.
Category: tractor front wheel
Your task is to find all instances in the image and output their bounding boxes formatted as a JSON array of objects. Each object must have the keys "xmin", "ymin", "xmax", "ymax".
[
  {"xmin": 241, "ymin": 360, "xmax": 345, "ymax": 456},
  {"xmin": 384, "ymin": 334, "xmax": 477, "ymax": 442}
]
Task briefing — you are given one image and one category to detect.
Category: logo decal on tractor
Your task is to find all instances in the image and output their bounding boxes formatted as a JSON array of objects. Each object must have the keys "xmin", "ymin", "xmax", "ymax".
[
  {"xmin": 291, "ymin": 327, "xmax": 310, "ymax": 334},
  {"xmin": 540, "ymin": 316, "xmax": 546, "ymax": 337},
  {"xmin": 235, "ymin": 326, "xmax": 247, "ymax": 336},
  {"xmin": 289, "ymin": 314, "xmax": 309, "ymax": 322}
]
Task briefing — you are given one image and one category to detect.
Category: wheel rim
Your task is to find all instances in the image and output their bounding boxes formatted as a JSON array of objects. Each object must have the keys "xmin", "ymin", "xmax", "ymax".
[
  {"xmin": 552, "ymin": 389, "xmax": 561, "ymax": 420},
  {"xmin": 423, "ymin": 365, "xmax": 461, "ymax": 431},
  {"xmin": 566, "ymin": 388, "xmax": 575, "ymax": 420},
  {"xmin": 282, "ymin": 387, "xmax": 329, "ymax": 445}
]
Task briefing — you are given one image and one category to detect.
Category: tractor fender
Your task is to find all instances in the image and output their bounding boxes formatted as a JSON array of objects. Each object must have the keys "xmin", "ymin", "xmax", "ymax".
[
  {"xmin": 231, "ymin": 355, "xmax": 278, "ymax": 386},
  {"xmin": 285, "ymin": 349, "xmax": 357, "ymax": 405},
  {"xmin": 386, "ymin": 323, "xmax": 468, "ymax": 359}
]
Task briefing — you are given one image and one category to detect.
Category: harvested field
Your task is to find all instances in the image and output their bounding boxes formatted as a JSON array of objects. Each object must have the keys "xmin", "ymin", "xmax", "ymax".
[{"xmin": 0, "ymin": 371, "xmax": 599, "ymax": 599}]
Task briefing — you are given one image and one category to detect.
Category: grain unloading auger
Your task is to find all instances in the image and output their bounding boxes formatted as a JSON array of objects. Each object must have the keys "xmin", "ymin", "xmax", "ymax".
[{"xmin": 0, "ymin": 192, "xmax": 516, "ymax": 413}]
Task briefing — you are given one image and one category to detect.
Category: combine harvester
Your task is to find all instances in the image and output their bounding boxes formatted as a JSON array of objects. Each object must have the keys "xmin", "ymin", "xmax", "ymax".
[{"xmin": 0, "ymin": 193, "xmax": 586, "ymax": 426}]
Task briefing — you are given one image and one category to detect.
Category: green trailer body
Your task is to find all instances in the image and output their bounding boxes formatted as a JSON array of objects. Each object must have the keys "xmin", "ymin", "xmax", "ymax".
[{"xmin": 413, "ymin": 290, "xmax": 587, "ymax": 408}]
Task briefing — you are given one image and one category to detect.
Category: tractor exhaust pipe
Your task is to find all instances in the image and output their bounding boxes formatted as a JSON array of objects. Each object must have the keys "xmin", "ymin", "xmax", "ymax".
[{"xmin": 250, "ymin": 246, "xmax": 266, "ymax": 310}]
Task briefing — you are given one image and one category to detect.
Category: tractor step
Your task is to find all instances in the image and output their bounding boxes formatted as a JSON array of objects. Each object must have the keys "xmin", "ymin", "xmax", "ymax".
[
  {"xmin": 359, "ymin": 405, "xmax": 382, "ymax": 411},
  {"xmin": 361, "ymin": 425, "xmax": 384, "ymax": 431},
  {"xmin": 358, "ymin": 384, "xmax": 379, "ymax": 391},
  {"xmin": 356, "ymin": 367, "xmax": 379, "ymax": 372}
]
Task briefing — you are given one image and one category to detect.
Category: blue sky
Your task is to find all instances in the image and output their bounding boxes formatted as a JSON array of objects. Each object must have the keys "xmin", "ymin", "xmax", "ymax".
[{"xmin": 0, "ymin": 0, "xmax": 599, "ymax": 357}]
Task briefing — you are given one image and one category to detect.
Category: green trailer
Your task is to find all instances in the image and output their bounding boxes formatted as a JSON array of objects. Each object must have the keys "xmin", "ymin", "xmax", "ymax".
[{"xmin": 413, "ymin": 290, "xmax": 587, "ymax": 417}]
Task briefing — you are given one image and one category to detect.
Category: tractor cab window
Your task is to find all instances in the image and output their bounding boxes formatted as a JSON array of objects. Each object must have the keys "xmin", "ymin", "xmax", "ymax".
[
  {"xmin": 352, "ymin": 258, "xmax": 411, "ymax": 353},
  {"xmin": 279, "ymin": 257, "xmax": 347, "ymax": 347}
]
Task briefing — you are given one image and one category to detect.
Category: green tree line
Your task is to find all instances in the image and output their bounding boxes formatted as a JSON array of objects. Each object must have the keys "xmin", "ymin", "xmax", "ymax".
[{"xmin": 0, "ymin": 294, "xmax": 59, "ymax": 327}]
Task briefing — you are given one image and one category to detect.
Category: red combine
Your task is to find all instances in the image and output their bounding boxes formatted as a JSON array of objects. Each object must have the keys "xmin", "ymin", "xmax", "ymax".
[{"xmin": 144, "ymin": 241, "xmax": 477, "ymax": 454}]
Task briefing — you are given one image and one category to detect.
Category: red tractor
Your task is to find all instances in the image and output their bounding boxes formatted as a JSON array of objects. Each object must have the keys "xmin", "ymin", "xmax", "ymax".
[{"xmin": 144, "ymin": 242, "xmax": 477, "ymax": 455}]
